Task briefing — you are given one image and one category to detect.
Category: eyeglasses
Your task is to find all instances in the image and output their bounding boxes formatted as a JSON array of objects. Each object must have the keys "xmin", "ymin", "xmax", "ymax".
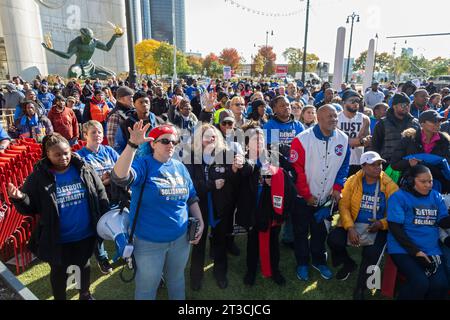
[
  {"xmin": 155, "ymin": 138, "xmax": 178, "ymax": 146},
  {"xmin": 221, "ymin": 121, "xmax": 234, "ymax": 126}
]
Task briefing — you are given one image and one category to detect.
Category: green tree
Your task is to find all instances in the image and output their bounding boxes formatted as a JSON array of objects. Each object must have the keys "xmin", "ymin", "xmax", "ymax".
[
  {"xmin": 430, "ymin": 57, "xmax": 450, "ymax": 76},
  {"xmin": 203, "ymin": 53, "xmax": 223, "ymax": 77},
  {"xmin": 186, "ymin": 55, "xmax": 204, "ymax": 75},
  {"xmin": 282, "ymin": 47, "xmax": 319, "ymax": 74},
  {"xmin": 152, "ymin": 42, "xmax": 173, "ymax": 76},
  {"xmin": 251, "ymin": 53, "xmax": 265, "ymax": 76},
  {"xmin": 353, "ymin": 50, "xmax": 393, "ymax": 73},
  {"xmin": 152, "ymin": 42, "xmax": 191, "ymax": 76}
]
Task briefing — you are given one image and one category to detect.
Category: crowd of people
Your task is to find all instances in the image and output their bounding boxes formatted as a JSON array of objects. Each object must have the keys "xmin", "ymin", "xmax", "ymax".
[{"xmin": 2, "ymin": 74, "xmax": 450, "ymax": 301}]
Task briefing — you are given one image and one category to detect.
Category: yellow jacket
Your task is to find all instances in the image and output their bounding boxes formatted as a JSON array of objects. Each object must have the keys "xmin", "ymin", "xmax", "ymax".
[{"xmin": 338, "ymin": 170, "xmax": 398, "ymax": 231}]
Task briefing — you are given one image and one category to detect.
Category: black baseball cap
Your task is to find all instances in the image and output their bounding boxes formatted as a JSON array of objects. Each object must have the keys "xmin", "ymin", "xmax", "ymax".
[{"xmin": 419, "ymin": 109, "xmax": 445, "ymax": 123}]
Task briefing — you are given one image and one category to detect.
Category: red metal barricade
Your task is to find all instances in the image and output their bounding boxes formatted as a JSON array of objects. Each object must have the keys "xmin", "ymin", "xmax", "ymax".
[{"xmin": 0, "ymin": 140, "xmax": 41, "ymax": 274}]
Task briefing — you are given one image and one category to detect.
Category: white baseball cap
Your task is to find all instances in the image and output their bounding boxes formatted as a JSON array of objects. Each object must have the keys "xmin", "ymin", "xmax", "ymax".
[{"xmin": 360, "ymin": 151, "xmax": 386, "ymax": 165}]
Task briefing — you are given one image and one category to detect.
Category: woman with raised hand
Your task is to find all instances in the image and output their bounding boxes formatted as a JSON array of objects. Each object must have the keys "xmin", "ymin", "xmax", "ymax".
[{"xmin": 111, "ymin": 121, "xmax": 204, "ymax": 300}]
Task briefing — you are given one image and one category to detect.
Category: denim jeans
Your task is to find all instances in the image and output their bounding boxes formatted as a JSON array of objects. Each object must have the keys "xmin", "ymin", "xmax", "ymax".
[
  {"xmin": 134, "ymin": 233, "xmax": 191, "ymax": 300},
  {"xmin": 440, "ymin": 243, "xmax": 450, "ymax": 288},
  {"xmin": 291, "ymin": 197, "xmax": 328, "ymax": 266},
  {"xmin": 390, "ymin": 253, "xmax": 448, "ymax": 300},
  {"xmin": 94, "ymin": 239, "xmax": 108, "ymax": 261}
]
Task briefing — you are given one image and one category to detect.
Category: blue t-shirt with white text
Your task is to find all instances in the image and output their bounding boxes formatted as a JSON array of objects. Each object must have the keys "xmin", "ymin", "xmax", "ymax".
[
  {"xmin": 355, "ymin": 178, "xmax": 386, "ymax": 224},
  {"xmin": 77, "ymin": 145, "xmax": 119, "ymax": 177},
  {"xmin": 387, "ymin": 189, "xmax": 448, "ymax": 255},
  {"xmin": 129, "ymin": 155, "xmax": 197, "ymax": 243},
  {"xmin": 54, "ymin": 165, "xmax": 93, "ymax": 243}
]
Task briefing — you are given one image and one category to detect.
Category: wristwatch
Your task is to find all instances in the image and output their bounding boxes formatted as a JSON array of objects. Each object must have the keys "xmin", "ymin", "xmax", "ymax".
[{"xmin": 127, "ymin": 141, "xmax": 138, "ymax": 149}]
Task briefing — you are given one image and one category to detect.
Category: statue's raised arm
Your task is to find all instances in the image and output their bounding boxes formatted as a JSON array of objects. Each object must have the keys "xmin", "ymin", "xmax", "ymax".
[{"xmin": 41, "ymin": 27, "xmax": 123, "ymax": 80}]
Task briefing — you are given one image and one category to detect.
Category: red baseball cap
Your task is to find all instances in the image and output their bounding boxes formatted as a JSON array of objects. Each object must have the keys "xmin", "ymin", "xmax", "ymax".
[{"xmin": 148, "ymin": 125, "xmax": 178, "ymax": 141}]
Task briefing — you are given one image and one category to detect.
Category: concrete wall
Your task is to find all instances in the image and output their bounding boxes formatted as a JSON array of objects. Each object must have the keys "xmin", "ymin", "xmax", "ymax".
[
  {"xmin": 0, "ymin": 0, "xmax": 49, "ymax": 80},
  {"xmin": 0, "ymin": 0, "xmax": 129, "ymax": 81}
]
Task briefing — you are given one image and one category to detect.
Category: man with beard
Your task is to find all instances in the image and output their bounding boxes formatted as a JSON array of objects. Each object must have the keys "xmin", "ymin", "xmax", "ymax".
[
  {"xmin": 338, "ymin": 90, "xmax": 371, "ymax": 176},
  {"xmin": 370, "ymin": 93, "xmax": 420, "ymax": 165}
]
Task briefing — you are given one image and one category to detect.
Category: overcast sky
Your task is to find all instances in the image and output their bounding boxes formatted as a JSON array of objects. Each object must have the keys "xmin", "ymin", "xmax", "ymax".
[{"xmin": 185, "ymin": 0, "xmax": 450, "ymax": 68}]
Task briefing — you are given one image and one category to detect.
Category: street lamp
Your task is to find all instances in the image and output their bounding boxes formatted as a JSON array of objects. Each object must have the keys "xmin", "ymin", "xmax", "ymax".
[
  {"xmin": 345, "ymin": 12, "xmax": 360, "ymax": 83},
  {"xmin": 264, "ymin": 30, "xmax": 274, "ymax": 76},
  {"xmin": 125, "ymin": 0, "xmax": 137, "ymax": 87}
]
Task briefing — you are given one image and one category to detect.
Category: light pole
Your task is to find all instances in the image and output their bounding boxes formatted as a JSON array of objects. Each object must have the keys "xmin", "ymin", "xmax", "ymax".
[
  {"xmin": 301, "ymin": 0, "xmax": 310, "ymax": 84},
  {"xmin": 172, "ymin": 0, "xmax": 177, "ymax": 90},
  {"xmin": 264, "ymin": 30, "xmax": 273, "ymax": 76},
  {"xmin": 345, "ymin": 12, "xmax": 360, "ymax": 83},
  {"xmin": 125, "ymin": 0, "xmax": 137, "ymax": 87}
]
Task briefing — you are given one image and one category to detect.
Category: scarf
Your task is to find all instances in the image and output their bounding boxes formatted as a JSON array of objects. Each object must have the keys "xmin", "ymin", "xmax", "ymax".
[{"xmin": 259, "ymin": 165, "xmax": 285, "ymax": 278}]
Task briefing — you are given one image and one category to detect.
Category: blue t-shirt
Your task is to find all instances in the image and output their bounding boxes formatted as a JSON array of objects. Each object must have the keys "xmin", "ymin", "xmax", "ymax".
[
  {"xmin": 77, "ymin": 145, "xmax": 119, "ymax": 177},
  {"xmin": 355, "ymin": 178, "xmax": 386, "ymax": 224},
  {"xmin": 0, "ymin": 124, "xmax": 11, "ymax": 141},
  {"xmin": 263, "ymin": 119, "xmax": 304, "ymax": 146},
  {"xmin": 387, "ymin": 189, "xmax": 448, "ymax": 256},
  {"xmin": 54, "ymin": 165, "xmax": 93, "ymax": 243},
  {"xmin": 129, "ymin": 155, "xmax": 197, "ymax": 243},
  {"xmin": 37, "ymin": 92, "xmax": 55, "ymax": 110}
]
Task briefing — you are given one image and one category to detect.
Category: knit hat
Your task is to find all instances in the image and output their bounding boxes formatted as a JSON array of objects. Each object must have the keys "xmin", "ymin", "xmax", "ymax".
[
  {"xmin": 392, "ymin": 93, "xmax": 411, "ymax": 106},
  {"xmin": 148, "ymin": 125, "xmax": 178, "ymax": 141},
  {"xmin": 116, "ymin": 86, "xmax": 134, "ymax": 99}
]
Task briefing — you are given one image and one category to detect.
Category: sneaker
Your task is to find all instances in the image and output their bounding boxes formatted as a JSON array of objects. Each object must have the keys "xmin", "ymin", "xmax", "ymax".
[
  {"xmin": 296, "ymin": 265, "xmax": 309, "ymax": 281},
  {"xmin": 335, "ymin": 263, "xmax": 357, "ymax": 281},
  {"xmin": 79, "ymin": 292, "xmax": 95, "ymax": 300},
  {"xmin": 243, "ymin": 272, "xmax": 256, "ymax": 286},
  {"xmin": 312, "ymin": 264, "xmax": 333, "ymax": 280},
  {"xmin": 97, "ymin": 259, "xmax": 113, "ymax": 274},
  {"xmin": 227, "ymin": 242, "xmax": 241, "ymax": 256},
  {"xmin": 272, "ymin": 272, "xmax": 286, "ymax": 286}
]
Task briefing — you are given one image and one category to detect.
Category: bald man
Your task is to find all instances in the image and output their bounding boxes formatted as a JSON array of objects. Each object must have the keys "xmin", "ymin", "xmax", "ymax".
[{"xmin": 289, "ymin": 104, "xmax": 350, "ymax": 281}]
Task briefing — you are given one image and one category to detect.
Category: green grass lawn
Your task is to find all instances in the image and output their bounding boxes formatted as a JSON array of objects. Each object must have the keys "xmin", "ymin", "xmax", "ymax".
[{"xmin": 16, "ymin": 234, "xmax": 390, "ymax": 300}]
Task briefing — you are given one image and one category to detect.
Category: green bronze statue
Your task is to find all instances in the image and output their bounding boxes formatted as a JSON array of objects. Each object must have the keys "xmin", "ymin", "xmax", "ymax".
[{"xmin": 41, "ymin": 27, "xmax": 123, "ymax": 80}]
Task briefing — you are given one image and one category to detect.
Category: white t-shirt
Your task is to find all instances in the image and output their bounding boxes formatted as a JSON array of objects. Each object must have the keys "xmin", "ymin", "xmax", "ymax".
[{"xmin": 337, "ymin": 111, "xmax": 365, "ymax": 166}]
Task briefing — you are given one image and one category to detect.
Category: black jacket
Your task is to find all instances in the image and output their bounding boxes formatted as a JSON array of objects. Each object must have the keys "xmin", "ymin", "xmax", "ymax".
[
  {"xmin": 186, "ymin": 151, "xmax": 239, "ymax": 224},
  {"xmin": 391, "ymin": 128, "xmax": 450, "ymax": 193},
  {"xmin": 370, "ymin": 107, "xmax": 420, "ymax": 162},
  {"xmin": 11, "ymin": 155, "xmax": 109, "ymax": 265},
  {"xmin": 235, "ymin": 157, "xmax": 298, "ymax": 231},
  {"xmin": 151, "ymin": 95, "xmax": 170, "ymax": 118}
]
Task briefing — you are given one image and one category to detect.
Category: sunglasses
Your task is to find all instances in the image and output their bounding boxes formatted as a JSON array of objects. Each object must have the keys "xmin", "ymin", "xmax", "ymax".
[
  {"xmin": 155, "ymin": 138, "xmax": 178, "ymax": 146},
  {"xmin": 233, "ymin": 103, "xmax": 245, "ymax": 106},
  {"xmin": 221, "ymin": 121, "xmax": 234, "ymax": 126},
  {"xmin": 398, "ymin": 103, "xmax": 410, "ymax": 109},
  {"xmin": 347, "ymin": 98, "xmax": 361, "ymax": 104}
]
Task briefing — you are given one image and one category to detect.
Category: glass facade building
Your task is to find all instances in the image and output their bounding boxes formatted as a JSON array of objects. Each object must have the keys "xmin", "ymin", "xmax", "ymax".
[{"xmin": 148, "ymin": 0, "xmax": 186, "ymax": 52}]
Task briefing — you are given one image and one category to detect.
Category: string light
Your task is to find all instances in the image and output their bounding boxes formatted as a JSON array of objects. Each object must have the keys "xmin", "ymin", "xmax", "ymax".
[{"xmin": 224, "ymin": 0, "xmax": 303, "ymax": 17}]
